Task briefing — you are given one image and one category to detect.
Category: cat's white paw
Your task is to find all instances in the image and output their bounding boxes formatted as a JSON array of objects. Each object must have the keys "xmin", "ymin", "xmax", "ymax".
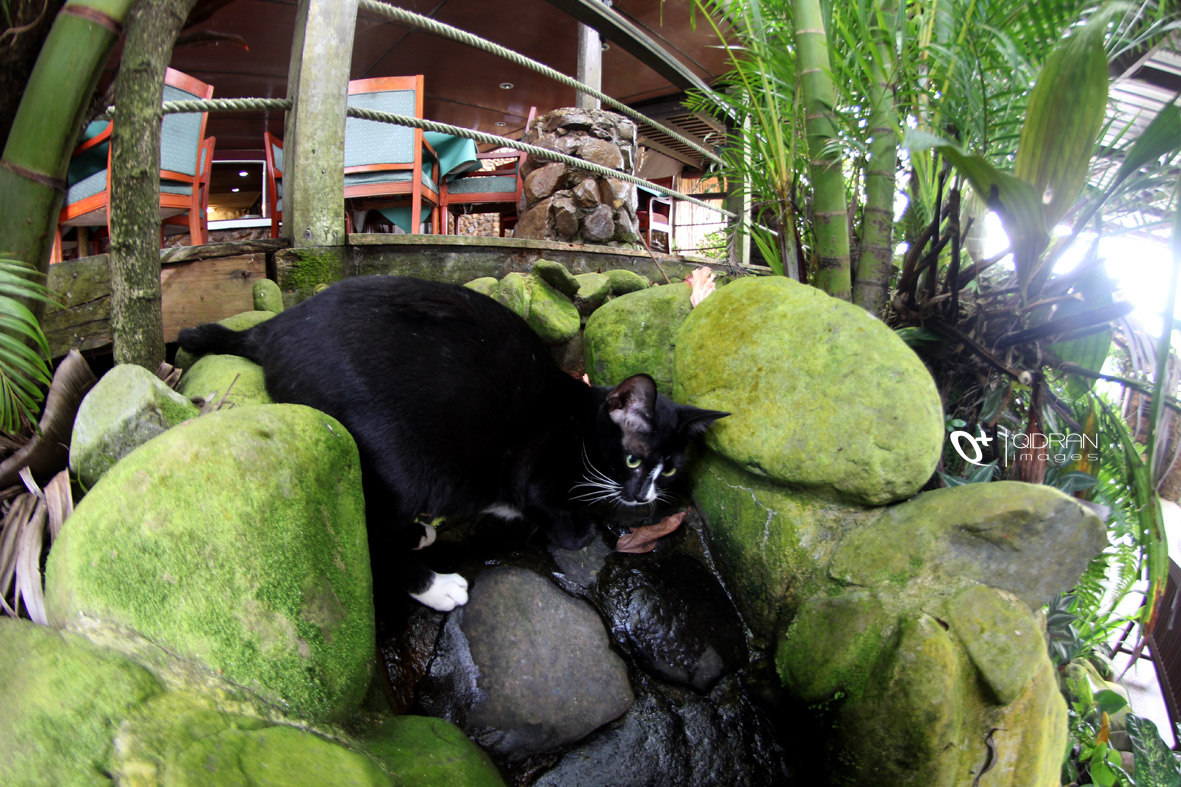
[
  {"xmin": 414, "ymin": 523, "xmax": 437, "ymax": 550},
  {"xmin": 411, "ymin": 572, "xmax": 469, "ymax": 611}
]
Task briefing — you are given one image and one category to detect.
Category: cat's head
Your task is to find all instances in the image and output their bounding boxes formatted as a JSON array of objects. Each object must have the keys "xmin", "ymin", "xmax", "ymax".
[{"xmin": 577, "ymin": 374, "xmax": 728, "ymax": 507}]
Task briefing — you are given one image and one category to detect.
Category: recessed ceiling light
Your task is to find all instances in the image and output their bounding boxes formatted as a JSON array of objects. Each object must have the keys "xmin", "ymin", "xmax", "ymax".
[
  {"xmin": 238, "ymin": 170, "xmax": 248, "ymax": 177},
  {"xmin": 231, "ymin": 187, "xmax": 240, "ymax": 193},
  {"xmin": 495, "ymin": 121, "xmax": 507, "ymax": 127},
  {"xmin": 499, "ymin": 82, "xmax": 513, "ymax": 90}
]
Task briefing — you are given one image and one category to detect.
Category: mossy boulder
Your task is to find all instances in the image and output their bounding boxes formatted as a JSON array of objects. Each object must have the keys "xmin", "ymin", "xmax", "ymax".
[
  {"xmin": 775, "ymin": 590, "xmax": 890, "ymax": 704},
  {"xmin": 674, "ymin": 276, "xmax": 943, "ymax": 505},
  {"xmin": 69, "ymin": 364, "xmax": 200, "ymax": 489},
  {"xmin": 526, "ymin": 275, "xmax": 581, "ymax": 345},
  {"xmin": 574, "ymin": 272, "xmax": 611, "ymax": 312},
  {"xmin": 830, "ymin": 481, "xmax": 1106, "ymax": 608},
  {"xmin": 113, "ymin": 692, "xmax": 390, "ymax": 786},
  {"xmin": 45, "ymin": 404, "xmax": 374, "ymax": 723},
  {"xmin": 361, "ymin": 715, "xmax": 505, "ymax": 786},
  {"xmin": 583, "ymin": 282, "xmax": 693, "ymax": 391},
  {"xmin": 605, "ymin": 268, "xmax": 650, "ymax": 295},
  {"xmin": 945, "ymin": 584, "xmax": 1044, "ymax": 705},
  {"xmin": 691, "ymin": 451, "xmax": 861, "ymax": 633},
  {"xmin": 464, "ymin": 276, "xmax": 499, "ymax": 298},
  {"xmin": 532, "ymin": 258, "xmax": 580, "ymax": 298},
  {"xmin": 252, "ymin": 278, "xmax": 284, "ymax": 313},
  {"xmin": 177, "ymin": 353, "xmax": 273, "ymax": 407},
  {"xmin": 174, "ymin": 309, "xmax": 275, "ymax": 370},
  {"xmin": 493, "ymin": 272, "xmax": 532, "ymax": 318},
  {"xmin": 0, "ymin": 618, "xmax": 164, "ymax": 787}
]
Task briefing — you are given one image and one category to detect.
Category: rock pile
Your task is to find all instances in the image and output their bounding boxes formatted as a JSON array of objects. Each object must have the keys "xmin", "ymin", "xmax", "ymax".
[{"xmin": 514, "ymin": 108, "xmax": 642, "ymax": 246}]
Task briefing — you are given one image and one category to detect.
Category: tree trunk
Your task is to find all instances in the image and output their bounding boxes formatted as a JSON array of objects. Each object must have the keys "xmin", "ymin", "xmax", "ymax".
[
  {"xmin": 792, "ymin": 0, "xmax": 851, "ymax": 300},
  {"xmin": 853, "ymin": 6, "xmax": 897, "ymax": 315},
  {"xmin": 108, "ymin": 0, "xmax": 198, "ymax": 368},
  {"xmin": 0, "ymin": 0, "xmax": 135, "ymax": 278}
]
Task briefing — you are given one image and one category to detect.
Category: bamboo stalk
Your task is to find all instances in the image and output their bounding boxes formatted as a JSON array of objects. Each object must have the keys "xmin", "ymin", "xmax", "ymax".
[{"xmin": 0, "ymin": 0, "xmax": 136, "ymax": 278}]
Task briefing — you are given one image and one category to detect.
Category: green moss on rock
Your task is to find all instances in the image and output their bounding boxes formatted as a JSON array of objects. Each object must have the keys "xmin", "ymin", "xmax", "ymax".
[
  {"xmin": 252, "ymin": 278, "xmax": 284, "ymax": 313},
  {"xmin": 361, "ymin": 715, "xmax": 504, "ymax": 786},
  {"xmin": 674, "ymin": 276, "xmax": 944, "ymax": 505},
  {"xmin": 831, "ymin": 612, "xmax": 965, "ymax": 787},
  {"xmin": 830, "ymin": 481, "xmax": 1106, "ymax": 608},
  {"xmin": 946, "ymin": 584, "xmax": 1043, "ymax": 705},
  {"xmin": 69, "ymin": 364, "xmax": 200, "ymax": 489},
  {"xmin": 525, "ymin": 275, "xmax": 580, "ymax": 345},
  {"xmin": 0, "ymin": 618, "xmax": 164, "ymax": 786},
  {"xmin": 494, "ymin": 272, "xmax": 532, "ymax": 320},
  {"xmin": 114, "ymin": 693, "xmax": 389, "ymax": 786},
  {"xmin": 574, "ymin": 272, "xmax": 611, "ymax": 311},
  {"xmin": 464, "ymin": 277, "xmax": 499, "ymax": 298},
  {"xmin": 45, "ymin": 404, "xmax": 374, "ymax": 723},
  {"xmin": 776, "ymin": 590, "xmax": 891, "ymax": 704},
  {"xmin": 692, "ymin": 451, "xmax": 860, "ymax": 634},
  {"xmin": 280, "ymin": 248, "xmax": 346, "ymax": 302},
  {"xmin": 583, "ymin": 282, "xmax": 693, "ymax": 391},
  {"xmin": 605, "ymin": 268, "xmax": 650, "ymax": 295},
  {"xmin": 532, "ymin": 259, "xmax": 580, "ymax": 298},
  {"xmin": 177, "ymin": 354, "xmax": 274, "ymax": 407}
]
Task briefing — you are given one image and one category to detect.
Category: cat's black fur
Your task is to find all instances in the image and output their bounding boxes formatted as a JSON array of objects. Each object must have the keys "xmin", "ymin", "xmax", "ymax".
[{"xmin": 178, "ymin": 276, "xmax": 727, "ymax": 610}]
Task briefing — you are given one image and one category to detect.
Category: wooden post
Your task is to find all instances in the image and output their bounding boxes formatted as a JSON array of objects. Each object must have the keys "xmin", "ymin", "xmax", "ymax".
[
  {"xmin": 284, "ymin": 0, "xmax": 358, "ymax": 247},
  {"xmin": 575, "ymin": 5, "xmax": 603, "ymax": 111}
]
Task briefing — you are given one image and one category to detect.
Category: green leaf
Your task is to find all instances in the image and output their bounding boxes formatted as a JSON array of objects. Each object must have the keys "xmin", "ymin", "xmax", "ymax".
[
  {"xmin": 1049, "ymin": 264, "xmax": 1117, "ymax": 398},
  {"xmin": 1014, "ymin": 15, "xmax": 1109, "ymax": 228},
  {"xmin": 1054, "ymin": 471, "xmax": 1100, "ymax": 496},
  {"xmin": 1114, "ymin": 102, "xmax": 1181, "ymax": 185},
  {"xmin": 1092, "ymin": 689, "xmax": 1128, "ymax": 716},
  {"xmin": 1126, "ymin": 714, "xmax": 1181, "ymax": 787}
]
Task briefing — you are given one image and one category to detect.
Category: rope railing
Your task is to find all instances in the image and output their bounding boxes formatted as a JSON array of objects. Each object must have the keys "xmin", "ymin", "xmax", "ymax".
[
  {"xmin": 356, "ymin": 0, "xmax": 726, "ymax": 169},
  {"xmin": 153, "ymin": 97, "xmax": 738, "ymax": 222}
]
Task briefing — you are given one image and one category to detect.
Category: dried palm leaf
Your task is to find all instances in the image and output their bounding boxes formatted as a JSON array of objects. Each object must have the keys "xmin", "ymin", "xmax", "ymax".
[
  {"xmin": 0, "ymin": 349, "xmax": 95, "ymax": 488},
  {"xmin": 14, "ymin": 497, "xmax": 46, "ymax": 624},
  {"xmin": 44, "ymin": 469, "xmax": 72, "ymax": 541}
]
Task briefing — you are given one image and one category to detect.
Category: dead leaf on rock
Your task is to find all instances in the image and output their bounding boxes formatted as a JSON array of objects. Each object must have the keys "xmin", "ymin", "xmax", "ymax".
[{"xmin": 615, "ymin": 509, "xmax": 688, "ymax": 554}]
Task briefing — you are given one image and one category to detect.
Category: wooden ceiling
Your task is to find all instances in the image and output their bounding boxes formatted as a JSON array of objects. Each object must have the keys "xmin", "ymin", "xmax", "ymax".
[{"xmin": 142, "ymin": 0, "xmax": 732, "ymax": 162}]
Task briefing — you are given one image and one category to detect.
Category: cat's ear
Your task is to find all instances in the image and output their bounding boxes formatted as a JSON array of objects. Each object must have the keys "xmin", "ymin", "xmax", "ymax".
[
  {"xmin": 678, "ymin": 405, "xmax": 729, "ymax": 438},
  {"xmin": 606, "ymin": 374, "xmax": 657, "ymax": 433}
]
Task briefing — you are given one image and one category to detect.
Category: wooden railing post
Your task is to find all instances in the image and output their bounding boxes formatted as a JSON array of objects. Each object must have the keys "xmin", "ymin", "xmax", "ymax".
[{"xmin": 284, "ymin": 0, "xmax": 358, "ymax": 247}]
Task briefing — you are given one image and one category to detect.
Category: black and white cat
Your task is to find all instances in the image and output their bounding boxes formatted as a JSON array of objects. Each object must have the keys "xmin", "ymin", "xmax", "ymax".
[{"xmin": 178, "ymin": 276, "xmax": 726, "ymax": 611}]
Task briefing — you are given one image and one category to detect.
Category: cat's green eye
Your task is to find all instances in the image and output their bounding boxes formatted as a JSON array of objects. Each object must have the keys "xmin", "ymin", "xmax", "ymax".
[
  {"xmin": 625, "ymin": 454, "xmax": 642, "ymax": 469},
  {"xmin": 661, "ymin": 466, "xmax": 677, "ymax": 477}
]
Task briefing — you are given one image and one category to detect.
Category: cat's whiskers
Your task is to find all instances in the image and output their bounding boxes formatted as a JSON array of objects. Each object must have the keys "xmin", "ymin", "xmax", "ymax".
[{"xmin": 572, "ymin": 445, "xmax": 623, "ymax": 505}]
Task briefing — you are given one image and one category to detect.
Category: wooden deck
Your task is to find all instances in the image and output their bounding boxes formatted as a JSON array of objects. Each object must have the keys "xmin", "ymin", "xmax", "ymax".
[{"xmin": 45, "ymin": 235, "xmax": 718, "ymax": 358}]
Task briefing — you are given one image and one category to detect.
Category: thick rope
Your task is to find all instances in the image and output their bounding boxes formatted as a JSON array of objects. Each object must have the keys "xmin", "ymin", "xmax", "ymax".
[{"xmin": 357, "ymin": 0, "xmax": 725, "ymax": 168}]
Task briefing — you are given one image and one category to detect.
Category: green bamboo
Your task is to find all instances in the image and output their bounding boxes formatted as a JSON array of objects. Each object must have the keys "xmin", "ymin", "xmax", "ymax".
[
  {"xmin": 853, "ymin": 3, "xmax": 897, "ymax": 314},
  {"xmin": 792, "ymin": 0, "xmax": 851, "ymax": 299},
  {"xmin": 0, "ymin": 0, "xmax": 136, "ymax": 275}
]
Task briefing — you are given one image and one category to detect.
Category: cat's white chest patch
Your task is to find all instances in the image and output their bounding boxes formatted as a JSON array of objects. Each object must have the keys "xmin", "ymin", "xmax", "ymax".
[
  {"xmin": 483, "ymin": 503, "xmax": 524, "ymax": 521},
  {"xmin": 412, "ymin": 572, "xmax": 469, "ymax": 611}
]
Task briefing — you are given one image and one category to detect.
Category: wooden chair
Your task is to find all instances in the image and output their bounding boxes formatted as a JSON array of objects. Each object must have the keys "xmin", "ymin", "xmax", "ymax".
[
  {"xmin": 162, "ymin": 135, "xmax": 216, "ymax": 242},
  {"xmin": 637, "ymin": 176, "xmax": 674, "ymax": 252},
  {"xmin": 263, "ymin": 131, "xmax": 283, "ymax": 239},
  {"xmin": 343, "ymin": 75, "xmax": 440, "ymax": 233},
  {"xmin": 53, "ymin": 67, "xmax": 214, "ymax": 262},
  {"xmin": 439, "ymin": 107, "xmax": 536, "ymax": 236}
]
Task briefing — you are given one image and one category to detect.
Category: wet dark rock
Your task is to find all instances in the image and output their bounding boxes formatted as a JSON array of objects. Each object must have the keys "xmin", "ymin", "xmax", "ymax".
[
  {"xmin": 417, "ymin": 566, "xmax": 633, "ymax": 760},
  {"xmin": 376, "ymin": 606, "xmax": 444, "ymax": 715},
  {"xmin": 533, "ymin": 674, "xmax": 791, "ymax": 787},
  {"xmin": 596, "ymin": 553, "xmax": 747, "ymax": 691},
  {"xmin": 581, "ymin": 204, "xmax": 616, "ymax": 242}
]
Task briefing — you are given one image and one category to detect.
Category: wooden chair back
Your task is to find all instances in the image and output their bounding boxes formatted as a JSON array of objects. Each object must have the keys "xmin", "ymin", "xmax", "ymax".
[{"xmin": 263, "ymin": 131, "xmax": 284, "ymax": 238}]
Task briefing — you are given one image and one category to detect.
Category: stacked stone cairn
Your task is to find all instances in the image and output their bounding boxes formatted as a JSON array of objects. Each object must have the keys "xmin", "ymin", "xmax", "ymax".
[
  {"xmin": 5, "ymin": 265, "xmax": 1108, "ymax": 786},
  {"xmin": 514, "ymin": 109, "xmax": 642, "ymax": 246}
]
